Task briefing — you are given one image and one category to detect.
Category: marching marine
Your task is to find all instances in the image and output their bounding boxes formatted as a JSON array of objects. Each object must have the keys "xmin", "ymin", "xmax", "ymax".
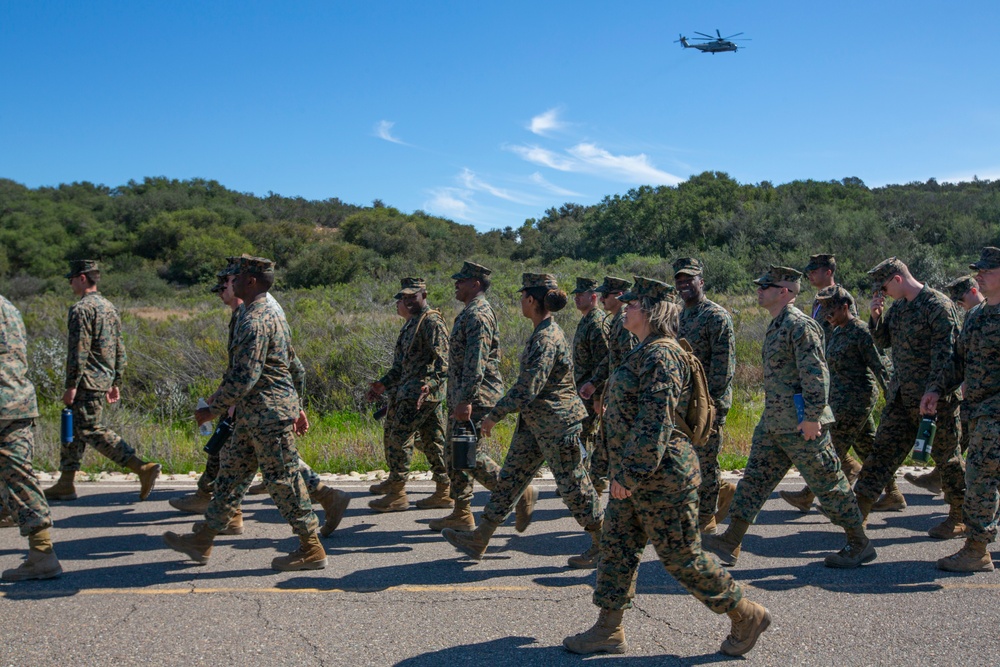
[{"xmin": 570, "ymin": 277, "xmax": 609, "ymax": 482}]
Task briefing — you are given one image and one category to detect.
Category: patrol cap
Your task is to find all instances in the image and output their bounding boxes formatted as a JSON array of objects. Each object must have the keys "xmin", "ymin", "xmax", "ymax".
[
  {"xmin": 619, "ymin": 276, "xmax": 676, "ymax": 303},
  {"xmin": 946, "ymin": 276, "xmax": 978, "ymax": 302},
  {"xmin": 236, "ymin": 255, "xmax": 275, "ymax": 277},
  {"xmin": 594, "ymin": 276, "xmax": 632, "ymax": 295},
  {"xmin": 570, "ymin": 277, "xmax": 599, "ymax": 294},
  {"xmin": 753, "ymin": 265, "xmax": 802, "ymax": 289},
  {"xmin": 66, "ymin": 259, "xmax": 99, "ymax": 279},
  {"xmin": 815, "ymin": 285, "xmax": 852, "ymax": 316},
  {"xmin": 451, "ymin": 261, "xmax": 492, "ymax": 281},
  {"xmin": 868, "ymin": 257, "xmax": 907, "ymax": 287},
  {"xmin": 672, "ymin": 257, "xmax": 703, "ymax": 278},
  {"xmin": 518, "ymin": 273, "xmax": 559, "ymax": 291},
  {"xmin": 969, "ymin": 247, "xmax": 1000, "ymax": 271},
  {"xmin": 804, "ymin": 253, "xmax": 836, "ymax": 273},
  {"xmin": 397, "ymin": 277, "xmax": 426, "ymax": 296}
]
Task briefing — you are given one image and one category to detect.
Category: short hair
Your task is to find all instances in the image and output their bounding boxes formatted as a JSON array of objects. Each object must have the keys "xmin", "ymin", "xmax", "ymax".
[
  {"xmin": 82, "ymin": 270, "xmax": 100, "ymax": 286},
  {"xmin": 479, "ymin": 275, "xmax": 492, "ymax": 292}
]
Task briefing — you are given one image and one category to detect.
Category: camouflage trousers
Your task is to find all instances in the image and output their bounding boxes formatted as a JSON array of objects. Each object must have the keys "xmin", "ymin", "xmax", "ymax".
[
  {"xmin": 586, "ymin": 404, "xmax": 609, "ymax": 484},
  {"xmin": 0, "ymin": 419, "xmax": 52, "ymax": 537},
  {"xmin": 383, "ymin": 399, "xmax": 448, "ymax": 485},
  {"xmin": 483, "ymin": 420, "xmax": 602, "ymax": 530},
  {"xmin": 61, "ymin": 388, "xmax": 135, "ymax": 471},
  {"xmin": 829, "ymin": 410, "xmax": 876, "ymax": 465},
  {"xmin": 731, "ymin": 423, "xmax": 863, "ymax": 529},
  {"xmin": 205, "ymin": 419, "xmax": 318, "ymax": 537},
  {"xmin": 198, "ymin": 426, "xmax": 320, "ymax": 495},
  {"xmin": 854, "ymin": 397, "xmax": 965, "ymax": 503},
  {"xmin": 594, "ymin": 487, "xmax": 742, "ymax": 613},
  {"xmin": 696, "ymin": 411, "xmax": 729, "ymax": 521},
  {"xmin": 963, "ymin": 416, "xmax": 1000, "ymax": 544},
  {"xmin": 447, "ymin": 408, "xmax": 501, "ymax": 504}
]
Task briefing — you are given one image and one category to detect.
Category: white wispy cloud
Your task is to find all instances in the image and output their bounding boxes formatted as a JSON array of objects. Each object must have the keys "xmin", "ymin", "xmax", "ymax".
[
  {"xmin": 507, "ymin": 142, "xmax": 682, "ymax": 185},
  {"xmin": 424, "ymin": 188, "xmax": 472, "ymax": 221},
  {"xmin": 529, "ymin": 172, "xmax": 582, "ymax": 197},
  {"xmin": 374, "ymin": 120, "xmax": 406, "ymax": 145},
  {"xmin": 459, "ymin": 168, "xmax": 536, "ymax": 204},
  {"xmin": 940, "ymin": 169, "xmax": 1000, "ymax": 184},
  {"xmin": 528, "ymin": 108, "xmax": 565, "ymax": 136}
]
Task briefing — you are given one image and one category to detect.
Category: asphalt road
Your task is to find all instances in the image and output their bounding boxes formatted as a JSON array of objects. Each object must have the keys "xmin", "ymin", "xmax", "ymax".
[{"xmin": 0, "ymin": 476, "xmax": 997, "ymax": 666}]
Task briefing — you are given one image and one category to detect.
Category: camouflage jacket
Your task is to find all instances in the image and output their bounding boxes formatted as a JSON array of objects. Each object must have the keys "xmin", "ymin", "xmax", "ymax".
[
  {"xmin": 605, "ymin": 336, "xmax": 700, "ymax": 494},
  {"xmin": 573, "ymin": 308, "xmax": 609, "ymax": 393},
  {"xmin": 600, "ymin": 309, "xmax": 637, "ymax": 380},
  {"xmin": 762, "ymin": 304, "xmax": 835, "ymax": 433},
  {"xmin": 810, "ymin": 286, "xmax": 858, "ymax": 343},
  {"xmin": 447, "ymin": 294, "xmax": 504, "ymax": 409},
  {"xmin": 870, "ymin": 285, "xmax": 961, "ymax": 405},
  {"xmin": 826, "ymin": 318, "xmax": 891, "ymax": 419},
  {"xmin": 951, "ymin": 302, "xmax": 1000, "ymax": 420},
  {"xmin": 678, "ymin": 298, "xmax": 735, "ymax": 413},
  {"xmin": 379, "ymin": 304, "xmax": 449, "ymax": 406},
  {"xmin": 234, "ymin": 300, "xmax": 304, "ymax": 397},
  {"xmin": 0, "ymin": 295, "xmax": 39, "ymax": 419},
  {"xmin": 209, "ymin": 293, "xmax": 301, "ymax": 423},
  {"xmin": 487, "ymin": 317, "xmax": 587, "ymax": 436},
  {"xmin": 65, "ymin": 291, "xmax": 126, "ymax": 392}
]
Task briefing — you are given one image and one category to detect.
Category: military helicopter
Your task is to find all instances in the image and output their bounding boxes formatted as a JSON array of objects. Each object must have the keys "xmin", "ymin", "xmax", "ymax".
[{"xmin": 675, "ymin": 29, "xmax": 749, "ymax": 54}]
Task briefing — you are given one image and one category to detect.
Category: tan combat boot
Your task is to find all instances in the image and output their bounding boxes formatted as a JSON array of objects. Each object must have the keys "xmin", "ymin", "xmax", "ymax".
[
  {"xmin": 720, "ymin": 598, "xmax": 771, "ymax": 656},
  {"xmin": 442, "ymin": 518, "xmax": 498, "ymax": 560},
  {"xmin": 311, "ymin": 485, "xmax": 351, "ymax": 537},
  {"xmin": 872, "ymin": 478, "xmax": 907, "ymax": 512},
  {"xmin": 928, "ymin": 493, "xmax": 967, "ymax": 540},
  {"xmin": 368, "ymin": 477, "xmax": 393, "ymax": 495},
  {"xmin": 428, "ymin": 500, "xmax": 475, "ymax": 532},
  {"xmin": 715, "ymin": 480, "xmax": 737, "ymax": 523},
  {"xmin": 415, "ymin": 480, "xmax": 454, "ymax": 509},
  {"xmin": 824, "ymin": 525, "xmax": 877, "ymax": 568},
  {"xmin": 247, "ymin": 479, "xmax": 267, "ymax": 495},
  {"xmin": 1, "ymin": 529, "xmax": 62, "ymax": 582},
  {"xmin": 369, "ymin": 482, "xmax": 408, "ymax": 512},
  {"xmin": 568, "ymin": 523, "xmax": 603, "ymax": 569},
  {"xmin": 937, "ymin": 538, "xmax": 994, "ymax": 572},
  {"xmin": 163, "ymin": 523, "xmax": 218, "ymax": 565},
  {"xmin": 125, "ymin": 456, "xmax": 162, "ymax": 501},
  {"xmin": 700, "ymin": 513, "xmax": 718, "ymax": 534},
  {"xmin": 779, "ymin": 487, "xmax": 815, "ymax": 513},
  {"xmin": 905, "ymin": 467, "xmax": 942, "ymax": 494},
  {"xmin": 701, "ymin": 518, "xmax": 750, "ymax": 566},
  {"xmin": 44, "ymin": 471, "xmax": 78, "ymax": 501},
  {"xmin": 195, "ymin": 509, "xmax": 243, "ymax": 536},
  {"xmin": 562, "ymin": 608, "xmax": 627, "ymax": 655},
  {"xmin": 0, "ymin": 506, "xmax": 15, "ymax": 528},
  {"xmin": 169, "ymin": 489, "xmax": 212, "ymax": 514},
  {"xmin": 514, "ymin": 485, "xmax": 537, "ymax": 533},
  {"xmin": 271, "ymin": 532, "xmax": 328, "ymax": 571}
]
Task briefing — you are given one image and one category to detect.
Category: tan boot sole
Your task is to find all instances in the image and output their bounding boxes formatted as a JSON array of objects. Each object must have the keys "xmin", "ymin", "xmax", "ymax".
[
  {"xmin": 272, "ymin": 556, "xmax": 328, "ymax": 571},
  {"xmin": 162, "ymin": 532, "xmax": 210, "ymax": 565}
]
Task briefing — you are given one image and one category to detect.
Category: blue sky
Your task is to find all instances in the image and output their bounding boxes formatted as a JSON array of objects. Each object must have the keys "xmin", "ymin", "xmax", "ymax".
[{"xmin": 2, "ymin": 1, "xmax": 999, "ymax": 231}]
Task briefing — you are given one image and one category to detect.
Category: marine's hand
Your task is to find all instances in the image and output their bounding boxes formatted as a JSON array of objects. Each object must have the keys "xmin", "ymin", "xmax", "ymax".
[
  {"xmin": 799, "ymin": 420, "xmax": 822, "ymax": 441},
  {"xmin": 451, "ymin": 402, "xmax": 473, "ymax": 422},
  {"xmin": 416, "ymin": 384, "xmax": 430, "ymax": 410},
  {"xmin": 62, "ymin": 388, "xmax": 76, "ymax": 407},
  {"xmin": 594, "ymin": 395, "xmax": 604, "ymax": 415},
  {"xmin": 870, "ymin": 291, "xmax": 885, "ymax": 321},
  {"xmin": 195, "ymin": 408, "xmax": 214, "ymax": 426},
  {"xmin": 481, "ymin": 418, "xmax": 496, "ymax": 437},
  {"xmin": 579, "ymin": 382, "xmax": 596, "ymax": 400},
  {"xmin": 610, "ymin": 480, "xmax": 632, "ymax": 500},
  {"xmin": 294, "ymin": 409, "xmax": 310, "ymax": 436},
  {"xmin": 366, "ymin": 382, "xmax": 386, "ymax": 402},
  {"xmin": 920, "ymin": 391, "xmax": 940, "ymax": 416},
  {"xmin": 106, "ymin": 386, "xmax": 120, "ymax": 404}
]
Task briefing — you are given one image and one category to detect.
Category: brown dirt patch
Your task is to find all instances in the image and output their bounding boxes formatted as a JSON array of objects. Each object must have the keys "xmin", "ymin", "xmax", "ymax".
[{"xmin": 128, "ymin": 307, "xmax": 195, "ymax": 322}]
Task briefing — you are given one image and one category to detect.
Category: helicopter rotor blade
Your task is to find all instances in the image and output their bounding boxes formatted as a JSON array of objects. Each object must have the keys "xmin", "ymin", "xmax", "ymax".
[
  {"xmin": 693, "ymin": 31, "xmax": 715, "ymax": 39},
  {"xmin": 722, "ymin": 32, "xmax": 744, "ymax": 39},
  {"xmin": 716, "ymin": 29, "xmax": 722, "ymax": 39}
]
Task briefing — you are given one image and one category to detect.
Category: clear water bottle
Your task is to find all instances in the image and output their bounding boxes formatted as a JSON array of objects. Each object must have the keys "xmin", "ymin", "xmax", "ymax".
[{"xmin": 196, "ymin": 398, "xmax": 214, "ymax": 436}]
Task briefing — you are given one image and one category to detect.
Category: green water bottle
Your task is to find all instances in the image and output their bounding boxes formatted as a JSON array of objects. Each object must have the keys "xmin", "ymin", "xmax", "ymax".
[{"xmin": 912, "ymin": 416, "xmax": 937, "ymax": 462}]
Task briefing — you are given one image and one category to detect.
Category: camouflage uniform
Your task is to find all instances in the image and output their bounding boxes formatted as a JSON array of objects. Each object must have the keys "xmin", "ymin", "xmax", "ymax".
[
  {"xmin": 482, "ymin": 279, "xmax": 602, "ymax": 530},
  {"xmin": 854, "ymin": 263, "xmax": 965, "ymax": 506},
  {"xmin": 595, "ymin": 283, "xmax": 743, "ymax": 614},
  {"xmin": 678, "ymin": 296, "xmax": 735, "ymax": 523},
  {"xmin": 204, "ymin": 288, "xmax": 318, "ymax": 537},
  {"xmin": 824, "ymin": 315, "xmax": 891, "ymax": 469},
  {"xmin": 571, "ymin": 282, "xmax": 609, "ymax": 461},
  {"xmin": 730, "ymin": 275, "xmax": 863, "ymax": 529},
  {"xmin": 0, "ymin": 296, "xmax": 53, "ymax": 537},
  {"xmin": 62, "ymin": 290, "xmax": 135, "ymax": 471},
  {"xmin": 446, "ymin": 289, "xmax": 504, "ymax": 504},
  {"xmin": 592, "ymin": 277, "xmax": 638, "ymax": 482},
  {"xmin": 948, "ymin": 276, "xmax": 980, "ymax": 457},
  {"xmin": 378, "ymin": 296, "xmax": 450, "ymax": 486}
]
